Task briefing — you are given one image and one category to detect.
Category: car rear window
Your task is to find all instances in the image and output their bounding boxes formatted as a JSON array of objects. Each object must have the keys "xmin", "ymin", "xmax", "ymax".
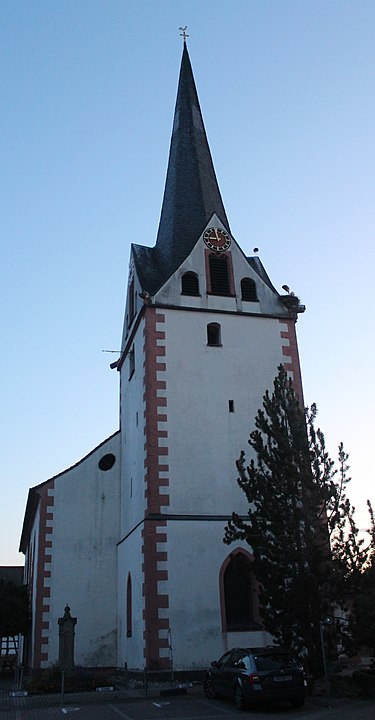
[{"xmin": 253, "ymin": 653, "xmax": 301, "ymax": 672}]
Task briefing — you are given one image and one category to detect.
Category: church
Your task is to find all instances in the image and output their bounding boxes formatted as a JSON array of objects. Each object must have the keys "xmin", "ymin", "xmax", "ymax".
[{"xmin": 19, "ymin": 41, "xmax": 305, "ymax": 672}]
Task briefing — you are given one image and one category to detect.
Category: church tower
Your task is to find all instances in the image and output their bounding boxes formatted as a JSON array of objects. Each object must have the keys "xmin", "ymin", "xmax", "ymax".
[{"xmin": 116, "ymin": 42, "xmax": 304, "ymax": 671}]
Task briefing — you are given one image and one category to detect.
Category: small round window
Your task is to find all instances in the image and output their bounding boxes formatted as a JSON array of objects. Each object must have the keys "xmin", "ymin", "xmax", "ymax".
[{"xmin": 98, "ymin": 453, "xmax": 116, "ymax": 471}]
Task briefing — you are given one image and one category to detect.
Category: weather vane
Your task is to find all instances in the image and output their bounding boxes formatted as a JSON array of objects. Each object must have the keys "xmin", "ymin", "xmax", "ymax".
[{"xmin": 179, "ymin": 26, "xmax": 189, "ymax": 43}]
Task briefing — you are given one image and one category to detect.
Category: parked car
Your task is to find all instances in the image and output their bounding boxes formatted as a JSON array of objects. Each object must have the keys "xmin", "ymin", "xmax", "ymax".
[{"xmin": 203, "ymin": 646, "xmax": 308, "ymax": 710}]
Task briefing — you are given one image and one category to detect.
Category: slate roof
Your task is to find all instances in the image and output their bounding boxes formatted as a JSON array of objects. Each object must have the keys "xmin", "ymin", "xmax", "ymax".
[
  {"xmin": 133, "ymin": 43, "xmax": 230, "ymax": 295},
  {"xmin": 247, "ymin": 256, "xmax": 279, "ymax": 294}
]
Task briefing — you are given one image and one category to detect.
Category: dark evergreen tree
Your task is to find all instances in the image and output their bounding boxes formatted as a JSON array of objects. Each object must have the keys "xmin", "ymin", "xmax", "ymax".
[
  {"xmin": 343, "ymin": 502, "xmax": 375, "ymax": 657},
  {"xmin": 224, "ymin": 365, "xmax": 372, "ymax": 675}
]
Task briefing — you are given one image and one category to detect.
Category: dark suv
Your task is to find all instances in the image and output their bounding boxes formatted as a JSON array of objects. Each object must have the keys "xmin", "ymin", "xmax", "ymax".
[{"xmin": 203, "ymin": 646, "xmax": 308, "ymax": 710}]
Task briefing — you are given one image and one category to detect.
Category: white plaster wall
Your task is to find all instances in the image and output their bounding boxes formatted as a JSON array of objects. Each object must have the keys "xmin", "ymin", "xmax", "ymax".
[
  {"xmin": 117, "ymin": 527, "xmax": 145, "ymax": 670},
  {"xmin": 161, "ymin": 309, "xmax": 288, "ymax": 516},
  {"xmin": 119, "ymin": 317, "xmax": 146, "ymax": 538},
  {"xmin": 154, "ymin": 308, "xmax": 287, "ymax": 668},
  {"xmin": 164, "ymin": 522, "xmax": 272, "ymax": 668},
  {"xmin": 46, "ymin": 433, "xmax": 121, "ymax": 667}
]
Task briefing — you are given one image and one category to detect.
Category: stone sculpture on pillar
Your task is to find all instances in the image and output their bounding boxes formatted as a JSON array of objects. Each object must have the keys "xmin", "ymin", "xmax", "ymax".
[{"xmin": 58, "ymin": 605, "xmax": 77, "ymax": 672}]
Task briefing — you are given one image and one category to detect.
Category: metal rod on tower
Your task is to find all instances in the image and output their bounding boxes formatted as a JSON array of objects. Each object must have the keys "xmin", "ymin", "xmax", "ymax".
[{"xmin": 179, "ymin": 26, "xmax": 189, "ymax": 43}]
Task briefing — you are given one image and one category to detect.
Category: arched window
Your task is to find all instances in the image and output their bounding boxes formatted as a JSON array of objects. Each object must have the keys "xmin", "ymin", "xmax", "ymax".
[
  {"xmin": 207, "ymin": 322, "xmax": 221, "ymax": 346},
  {"xmin": 126, "ymin": 573, "xmax": 132, "ymax": 637},
  {"xmin": 209, "ymin": 254, "xmax": 230, "ymax": 295},
  {"xmin": 221, "ymin": 551, "xmax": 261, "ymax": 631},
  {"xmin": 241, "ymin": 277, "xmax": 258, "ymax": 302},
  {"xmin": 181, "ymin": 272, "xmax": 199, "ymax": 296}
]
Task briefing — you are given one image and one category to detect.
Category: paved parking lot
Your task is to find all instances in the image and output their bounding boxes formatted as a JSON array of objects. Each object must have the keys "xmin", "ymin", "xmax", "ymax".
[
  {"xmin": 0, "ymin": 682, "xmax": 375, "ymax": 720},
  {"xmin": 1, "ymin": 676, "xmax": 375, "ymax": 720}
]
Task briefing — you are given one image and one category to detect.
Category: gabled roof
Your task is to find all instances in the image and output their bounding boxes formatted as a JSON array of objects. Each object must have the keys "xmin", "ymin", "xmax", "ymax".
[
  {"xmin": 19, "ymin": 430, "xmax": 120, "ymax": 554},
  {"xmin": 246, "ymin": 256, "xmax": 279, "ymax": 294},
  {"xmin": 134, "ymin": 43, "xmax": 230, "ymax": 295}
]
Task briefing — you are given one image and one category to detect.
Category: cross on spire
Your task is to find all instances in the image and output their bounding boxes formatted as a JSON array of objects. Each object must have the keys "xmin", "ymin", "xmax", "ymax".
[{"xmin": 179, "ymin": 26, "xmax": 189, "ymax": 43}]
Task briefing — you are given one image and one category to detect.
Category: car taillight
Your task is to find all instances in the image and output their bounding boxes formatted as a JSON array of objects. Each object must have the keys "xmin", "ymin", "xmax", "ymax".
[{"xmin": 248, "ymin": 673, "xmax": 261, "ymax": 684}]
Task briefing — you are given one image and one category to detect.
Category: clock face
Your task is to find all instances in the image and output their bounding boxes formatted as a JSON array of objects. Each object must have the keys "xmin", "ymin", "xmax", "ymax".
[{"xmin": 203, "ymin": 227, "xmax": 231, "ymax": 251}]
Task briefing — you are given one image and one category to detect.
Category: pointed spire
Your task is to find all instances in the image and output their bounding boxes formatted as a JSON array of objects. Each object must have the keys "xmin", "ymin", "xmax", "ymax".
[{"xmin": 155, "ymin": 44, "xmax": 230, "ymax": 271}]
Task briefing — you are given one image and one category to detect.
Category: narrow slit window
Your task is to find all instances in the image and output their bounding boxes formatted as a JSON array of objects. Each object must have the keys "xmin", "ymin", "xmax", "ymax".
[
  {"xmin": 129, "ymin": 345, "xmax": 135, "ymax": 379},
  {"xmin": 128, "ymin": 277, "xmax": 136, "ymax": 322},
  {"xmin": 126, "ymin": 574, "xmax": 132, "ymax": 637},
  {"xmin": 229, "ymin": 400, "xmax": 234, "ymax": 412}
]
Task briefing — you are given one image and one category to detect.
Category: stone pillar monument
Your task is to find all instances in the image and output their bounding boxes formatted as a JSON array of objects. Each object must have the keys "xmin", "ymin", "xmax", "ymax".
[{"xmin": 58, "ymin": 605, "xmax": 77, "ymax": 672}]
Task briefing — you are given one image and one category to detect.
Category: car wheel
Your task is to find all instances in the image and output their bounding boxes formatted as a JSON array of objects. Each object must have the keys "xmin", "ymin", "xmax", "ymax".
[
  {"xmin": 203, "ymin": 677, "xmax": 217, "ymax": 699},
  {"xmin": 291, "ymin": 696, "xmax": 305, "ymax": 709},
  {"xmin": 233, "ymin": 683, "xmax": 246, "ymax": 711}
]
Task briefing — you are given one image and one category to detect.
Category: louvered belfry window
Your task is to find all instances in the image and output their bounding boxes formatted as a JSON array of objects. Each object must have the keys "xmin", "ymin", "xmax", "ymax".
[
  {"xmin": 209, "ymin": 254, "xmax": 230, "ymax": 295},
  {"xmin": 181, "ymin": 271, "xmax": 199, "ymax": 296},
  {"xmin": 241, "ymin": 277, "xmax": 258, "ymax": 302}
]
